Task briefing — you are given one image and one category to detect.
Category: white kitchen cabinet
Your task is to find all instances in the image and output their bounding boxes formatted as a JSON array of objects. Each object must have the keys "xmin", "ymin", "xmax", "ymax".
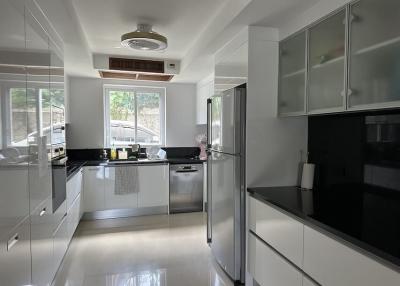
[
  {"xmin": 52, "ymin": 214, "xmax": 69, "ymax": 277},
  {"xmin": 83, "ymin": 166, "xmax": 105, "ymax": 212},
  {"xmin": 104, "ymin": 166, "xmax": 138, "ymax": 210},
  {"xmin": 137, "ymin": 165, "xmax": 169, "ymax": 208},
  {"xmin": 278, "ymin": 31, "xmax": 307, "ymax": 116},
  {"xmin": 67, "ymin": 194, "xmax": 81, "ymax": 241},
  {"xmin": 248, "ymin": 232, "xmax": 303, "ymax": 286},
  {"xmin": 0, "ymin": 217, "xmax": 31, "ymax": 286},
  {"xmin": 249, "ymin": 197, "xmax": 303, "ymax": 268},
  {"xmin": 66, "ymin": 168, "xmax": 83, "ymax": 209},
  {"xmin": 31, "ymin": 197, "xmax": 54, "ymax": 286},
  {"xmin": 303, "ymin": 225, "xmax": 400, "ymax": 286},
  {"xmin": 348, "ymin": 0, "xmax": 400, "ymax": 110}
]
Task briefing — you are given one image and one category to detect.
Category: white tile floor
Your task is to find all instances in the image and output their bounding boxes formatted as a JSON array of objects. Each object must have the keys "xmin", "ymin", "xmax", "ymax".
[{"xmin": 53, "ymin": 212, "xmax": 234, "ymax": 286}]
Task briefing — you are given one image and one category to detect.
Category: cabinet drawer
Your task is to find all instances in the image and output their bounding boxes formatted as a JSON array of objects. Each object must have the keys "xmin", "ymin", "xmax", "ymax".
[
  {"xmin": 31, "ymin": 198, "xmax": 54, "ymax": 286},
  {"xmin": 66, "ymin": 168, "xmax": 83, "ymax": 209},
  {"xmin": 249, "ymin": 197, "xmax": 303, "ymax": 267},
  {"xmin": 53, "ymin": 214, "xmax": 69, "ymax": 276},
  {"xmin": 248, "ymin": 232, "xmax": 303, "ymax": 286},
  {"xmin": 0, "ymin": 218, "xmax": 31, "ymax": 286},
  {"xmin": 67, "ymin": 193, "xmax": 81, "ymax": 241},
  {"xmin": 304, "ymin": 226, "xmax": 400, "ymax": 286}
]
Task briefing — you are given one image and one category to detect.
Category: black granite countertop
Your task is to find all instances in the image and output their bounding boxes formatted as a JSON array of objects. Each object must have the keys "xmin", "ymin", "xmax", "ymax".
[
  {"xmin": 66, "ymin": 157, "xmax": 206, "ymax": 180},
  {"xmin": 248, "ymin": 186, "xmax": 400, "ymax": 269}
]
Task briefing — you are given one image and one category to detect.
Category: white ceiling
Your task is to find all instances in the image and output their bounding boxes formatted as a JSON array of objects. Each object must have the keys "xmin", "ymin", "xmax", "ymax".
[
  {"xmin": 71, "ymin": 0, "xmax": 229, "ymax": 60},
  {"xmin": 36, "ymin": 0, "xmax": 323, "ymax": 83}
]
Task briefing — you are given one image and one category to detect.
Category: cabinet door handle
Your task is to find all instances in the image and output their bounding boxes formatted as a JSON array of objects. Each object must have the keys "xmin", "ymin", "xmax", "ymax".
[
  {"xmin": 39, "ymin": 208, "xmax": 47, "ymax": 217},
  {"xmin": 7, "ymin": 233, "xmax": 19, "ymax": 251}
]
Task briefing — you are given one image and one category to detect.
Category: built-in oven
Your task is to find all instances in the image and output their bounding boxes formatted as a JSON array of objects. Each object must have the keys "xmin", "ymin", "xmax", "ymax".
[
  {"xmin": 51, "ymin": 104, "xmax": 67, "ymax": 212},
  {"xmin": 52, "ymin": 156, "xmax": 68, "ymax": 213},
  {"xmin": 51, "ymin": 105, "xmax": 66, "ymax": 159}
]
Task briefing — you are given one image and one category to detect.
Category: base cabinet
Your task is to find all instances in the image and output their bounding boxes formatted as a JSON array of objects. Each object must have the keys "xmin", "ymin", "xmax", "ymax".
[
  {"xmin": 67, "ymin": 194, "xmax": 81, "ymax": 241},
  {"xmin": 31, "ymin": 198, "xmax": 54, "ymax": 286},
  {"xmin": 137, "ymin": 165, "xmax": 169, "ymax": 208},
  {"xmin": 104, "ymin": 166, "xmax": 138, "ymax": 210},
  {"xmin": 303, "ymin": 226, "xmax": 400, "ymax": 286},
  {"xmin": 248, "ymin": 232, "xmax": 303, "ymax": 286},
  {"xmin": 249, "ymin": 197, "xmax": 303, "ymax": 268},
  {"xmin": 83, "ymin": 166, "xmax": 105, "ymax": 212},
  {"xmin": 0, "ymin": 218, "xmax": 31, "ymax": 286},
  {"xmin": 52, "ymin": 214, "xmax": 69, "ymax": 277},
  {"xmin": 85, "ymin": 164, "xmax": 169, "ymax": 215}
]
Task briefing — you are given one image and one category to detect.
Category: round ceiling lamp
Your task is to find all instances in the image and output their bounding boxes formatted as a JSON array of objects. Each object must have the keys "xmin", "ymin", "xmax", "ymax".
[{"xmin": 121, "ymin": 24, "xmax": 168, "ymax": 51}]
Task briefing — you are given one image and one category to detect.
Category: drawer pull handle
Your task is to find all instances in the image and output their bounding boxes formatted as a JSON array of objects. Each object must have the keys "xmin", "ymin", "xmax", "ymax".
[
  {"xmin": 39, "ymin": 208, "xmax": 47, "ymax": 217},
  {"xmin": 7, "ymin": 233, "xmax": 19, "ymax": 251}
]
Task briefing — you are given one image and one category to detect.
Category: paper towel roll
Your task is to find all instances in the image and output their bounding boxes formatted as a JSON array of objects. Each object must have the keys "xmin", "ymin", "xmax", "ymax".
[{"xmin": 301, "ymin": 163, "xmax": 315, "ymax": 190}]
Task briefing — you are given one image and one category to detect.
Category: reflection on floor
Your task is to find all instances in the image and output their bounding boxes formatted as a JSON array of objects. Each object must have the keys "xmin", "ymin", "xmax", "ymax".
[{"xmin": 53, "ymin": 212, "xmax": 234, "ymax": 286}]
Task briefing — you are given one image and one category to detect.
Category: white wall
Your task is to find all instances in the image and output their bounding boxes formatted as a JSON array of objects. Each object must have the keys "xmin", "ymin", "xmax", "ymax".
[
  {"xmin": 245, "ymin": 26, "xmax": 308, "ymax": 188},
  {"xmin": 67, "ymin": 77, "xmax": 197, "ymax": 149}
]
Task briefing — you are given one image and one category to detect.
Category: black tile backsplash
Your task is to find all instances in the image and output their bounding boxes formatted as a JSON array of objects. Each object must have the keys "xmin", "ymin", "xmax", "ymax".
[
  {"xmin": 308, "ymin": 109, "xmax": 400, "ymax": 262},
  {"xmin": 67, "ymin": 147, "xmax": 200, "ymax": 161},
  {"xmin": 161, "ymin": 147, "xmax": 200, "ymax": 158}
]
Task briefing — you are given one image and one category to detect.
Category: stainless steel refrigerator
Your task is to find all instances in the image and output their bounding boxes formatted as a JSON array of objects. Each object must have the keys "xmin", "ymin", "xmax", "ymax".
[{"xmin": 206, "ymin": 85, "xmax": 246, "ymax": 284}]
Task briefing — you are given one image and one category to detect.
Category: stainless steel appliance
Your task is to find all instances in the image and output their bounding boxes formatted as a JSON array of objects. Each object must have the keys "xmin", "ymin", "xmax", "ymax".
[
  {"xmin": 51, "ymin": 105, "xmax": 66, "ymax": 159},
  {"xmin": 51, "ymin": 156, "xmax": 68, "ymax": 212},
  {"xmin": 169, "ymin": 164, "xmax": 204, "ymax": 213},
  {"xmin": 207, "ymin": 85, "xmax": 246, "ymax": 284}
]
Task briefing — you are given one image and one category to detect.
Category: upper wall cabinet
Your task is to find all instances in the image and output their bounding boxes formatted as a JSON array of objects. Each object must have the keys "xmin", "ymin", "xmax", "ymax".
[
  {"xmin": 280, "ymin": 0, "xmax": 400, "ymax": 116},
  {"xmin": 279, "ymin": 31, "xmax": 307, "ymax": 115},
  {"xmin": 308, "ymin": 9, "xmax": 347, "ymax": 113},
  {"xmin": 348, "ymin": 0, "xmax": 400, "ymax": 109}
]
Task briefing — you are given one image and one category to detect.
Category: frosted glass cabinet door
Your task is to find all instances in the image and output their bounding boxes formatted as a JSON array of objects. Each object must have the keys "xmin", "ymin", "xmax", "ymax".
[
  {"xmin": 348, "ymin": 0, "xmax": 400, "ymax": 109},
  {"xmin": 279, "ymin": 31, "xmax": 307, "ymax": 115},
  {"xmin": 308, "ymin": 9, "xmax": 346, "ymax": 112}
]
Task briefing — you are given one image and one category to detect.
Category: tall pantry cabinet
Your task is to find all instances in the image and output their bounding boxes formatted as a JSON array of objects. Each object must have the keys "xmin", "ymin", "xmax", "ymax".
[{"xmin": 0, "ymin": 0, "xmax": 65, "ymax": 285}]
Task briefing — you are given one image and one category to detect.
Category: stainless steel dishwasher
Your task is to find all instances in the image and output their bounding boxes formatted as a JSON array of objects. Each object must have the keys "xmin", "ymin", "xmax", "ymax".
[{"xmin": 169, "ymin": 164, "xmax": 204, "ymax": 213}]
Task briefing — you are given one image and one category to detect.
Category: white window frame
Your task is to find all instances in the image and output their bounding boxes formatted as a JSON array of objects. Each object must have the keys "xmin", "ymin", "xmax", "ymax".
[{"xmin": 103, "ymin": 84, "xmax": 166, "ymax": 147}]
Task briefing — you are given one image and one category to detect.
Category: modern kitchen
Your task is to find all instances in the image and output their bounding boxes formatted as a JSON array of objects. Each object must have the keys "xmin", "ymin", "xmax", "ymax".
[{"xmin": 1, "ymin": 0, "xmax": 400, "ymax": 286}]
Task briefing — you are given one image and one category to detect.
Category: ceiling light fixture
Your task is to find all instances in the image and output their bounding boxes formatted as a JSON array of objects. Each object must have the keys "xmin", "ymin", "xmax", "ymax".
[{"xmin": 121, "ymin": 24, "xmax": 168, "ymax": 51}]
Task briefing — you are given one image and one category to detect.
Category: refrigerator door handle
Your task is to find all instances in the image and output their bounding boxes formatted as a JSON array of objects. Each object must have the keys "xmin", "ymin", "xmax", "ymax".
[
  {"xmin": 207, "ymin": 98, "xmax": 212, "ymax": 149},
  {"xmin": 206, "ymin": 152, "xmax": 212, "ymax": 243}
]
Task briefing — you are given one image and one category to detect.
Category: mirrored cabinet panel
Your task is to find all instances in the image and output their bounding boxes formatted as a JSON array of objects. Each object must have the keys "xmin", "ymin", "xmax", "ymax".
[
  {"xmin": 279, "ymin": 31, "xmax": 307, "ymax": 115},
  {"xmin": 25, "ymin": 8, "xmax": 52, "ymax": 213},
  {"xmin": 348, "ymin": 0, "xmax": 400, "ymax": 109},
  {"xmin": 0, "ymin": 0, "xmax": 31, "ymax": 285},
  {"xmin": 308, "ymin": 9, "xmax": 346, "ymax": 113}
]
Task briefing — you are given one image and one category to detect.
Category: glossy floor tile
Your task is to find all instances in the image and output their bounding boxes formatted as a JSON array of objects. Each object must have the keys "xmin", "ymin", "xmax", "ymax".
[{"xmin": 53, "ymin": 212, "xmax": 234, "ymax": 286}]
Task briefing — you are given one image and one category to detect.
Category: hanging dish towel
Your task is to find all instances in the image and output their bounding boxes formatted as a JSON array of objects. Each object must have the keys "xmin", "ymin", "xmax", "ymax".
[{"xmin": 115, "ymin": 166, "xmax": 139, "ymax": 195}]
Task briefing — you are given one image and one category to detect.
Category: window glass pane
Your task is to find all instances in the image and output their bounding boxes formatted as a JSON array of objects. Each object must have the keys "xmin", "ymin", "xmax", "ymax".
[
  {"xmin": 137, "ymin": 92, "xmax": 161, "ymax": 144},
  {"xmin": 109, "ymin": 90, "xmax": 136, "ymax": 146},
  {"xmin": 10, "ymin": 88, "xmax": 28, "ymax": 145},
  {"xmin": 51, "ymin": 88, "xmax": 64, "ymax": 108}
]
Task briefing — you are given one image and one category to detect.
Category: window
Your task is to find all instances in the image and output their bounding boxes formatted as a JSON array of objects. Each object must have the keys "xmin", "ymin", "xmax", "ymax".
[
  {"xmin": 104, "ymin": 85, "xmax": 165, "ymax": 147},
  {"xmin": 3, "ymin": 85, "xmax": 64, "ymax": 147}
]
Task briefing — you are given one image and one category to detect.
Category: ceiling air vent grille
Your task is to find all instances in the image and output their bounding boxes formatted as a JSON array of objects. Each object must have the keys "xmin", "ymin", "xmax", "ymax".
[{"xmin": 109, "ymin": 57, "xmax": 164, "ymax": 74}]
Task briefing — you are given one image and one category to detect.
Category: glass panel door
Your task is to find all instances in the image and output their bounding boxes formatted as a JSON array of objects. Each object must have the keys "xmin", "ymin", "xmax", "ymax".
[
  {"xmin": 308, "ymin": 9, "xmax": 346, "ymax": 112},
  {"xmin": 348, "ymin": 0, "xmax": 400, "ymax": 108},
  {"xmin": 279, "ymin": 31, "xmax": 307, "ymax": 115}
]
